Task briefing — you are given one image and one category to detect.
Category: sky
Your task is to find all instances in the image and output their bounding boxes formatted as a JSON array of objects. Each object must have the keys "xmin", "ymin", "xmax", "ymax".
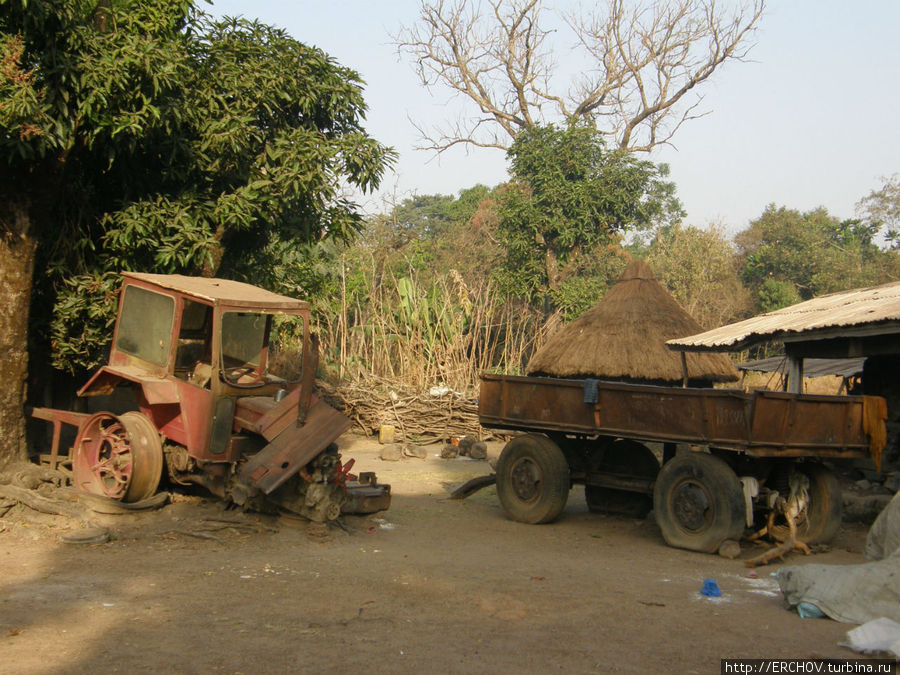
[{"xmin": 207, "ymin": 1, "xmax": 900, "ymax": 235}]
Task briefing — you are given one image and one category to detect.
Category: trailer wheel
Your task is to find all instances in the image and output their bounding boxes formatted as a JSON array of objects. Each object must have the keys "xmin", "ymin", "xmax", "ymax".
[
  {"xmin": 770, "ymin": 464, "xmax": 842, "ymax": 544},
  {"xmin": 496, "ymin": 434, "xmax": 569, "ymax": 524},
  {"xmin": 654, "ymin": 452, "xmax": 745, "ymax": 553},
  {"xmin": 585, "ymin": 440, "xmax": 658, "ymax": 518},
  {"xmin": 72, "ymin": 412, "xmax": 163, "ymax": 503}
]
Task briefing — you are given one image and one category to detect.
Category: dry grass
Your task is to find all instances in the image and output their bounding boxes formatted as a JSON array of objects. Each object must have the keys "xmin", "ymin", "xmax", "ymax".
[
  {"xmin": 265, "ymin": 270, "xmax": 559, "ymax": 440},
  {"xmin": 311, "ymin": 268, "xmax": 555, "ymax": 394},
  {"xmin": 739, "ymin": 370, "xmax": 847, "ymax": 395}
]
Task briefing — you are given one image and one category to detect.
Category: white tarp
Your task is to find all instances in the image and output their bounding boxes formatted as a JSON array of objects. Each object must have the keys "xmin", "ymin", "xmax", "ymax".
[
  {"xmin": 776, "ymin": 490, "xmax": 900, "ymax": 625},
  {"xmin": 775, "ymin": 554, "xmax": 900, "ymax": 625},
  {"xmin": 841, "ymin": 618, "xmax": 900, "ymax": 658},
  {"xmin": 865, "ymin": 490, "xmax": 900, "ymax": 561}
]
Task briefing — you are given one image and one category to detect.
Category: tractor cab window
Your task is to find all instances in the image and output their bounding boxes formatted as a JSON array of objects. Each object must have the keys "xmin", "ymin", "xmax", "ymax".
[
  {"xmin": 175, "ymin": 299, "xmax": 213, "ymax": 385},
  {"xmin": 267, "ymin": 315, "xmax": 307, "ymax": 382},
  {"xmin": 222, "ymin": 312, "xmax": 268, "ymax": 367},
  {"xmin": 218, "ymin": 312, "xmax": 306, "ymax": 386},
  {"xmin": 115, "ymin": 285, "xmax": 175, "ymax": 366},
  {"xmin": 220, "ymin": 312, "xmax": 269, "ymax": 385}
]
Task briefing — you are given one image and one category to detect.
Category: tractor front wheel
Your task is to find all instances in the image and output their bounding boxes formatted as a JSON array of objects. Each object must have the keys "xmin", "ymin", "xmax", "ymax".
[{"xmin": 72, "ymin": 412, "xmax": 163, "ymax": 502}]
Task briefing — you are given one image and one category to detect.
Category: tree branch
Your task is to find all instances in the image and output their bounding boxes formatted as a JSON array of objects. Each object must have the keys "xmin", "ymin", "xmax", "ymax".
[{"xmin": 395, "ymin": 0, "xmax": 765, "ymax": 154}]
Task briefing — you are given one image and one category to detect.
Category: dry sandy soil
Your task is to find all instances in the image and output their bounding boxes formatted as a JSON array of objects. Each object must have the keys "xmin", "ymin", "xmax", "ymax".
[{"xmin": 0, "ymin": 436, "xmax": 887, "ymax": 674}]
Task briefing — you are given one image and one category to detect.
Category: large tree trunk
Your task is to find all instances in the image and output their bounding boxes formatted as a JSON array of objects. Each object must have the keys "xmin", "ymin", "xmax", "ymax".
[{"xmin": 0, "ymin": 205, "xmax": 37, "ymax": 467}]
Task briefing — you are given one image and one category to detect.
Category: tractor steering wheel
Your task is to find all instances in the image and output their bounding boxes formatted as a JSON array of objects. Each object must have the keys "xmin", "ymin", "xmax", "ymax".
[
  {"xmin": 227, "ymin": 365, "xmax": 256, "ymax": 379},
  {"xmin": 220, "ymin": 365, "xmax": 258, "ymax": 385}
]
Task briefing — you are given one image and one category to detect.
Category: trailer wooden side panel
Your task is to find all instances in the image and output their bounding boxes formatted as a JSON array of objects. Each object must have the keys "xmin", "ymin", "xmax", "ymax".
[{"xmin": 478, "ymin": 374, "xmax": 876, "ymax": 460}]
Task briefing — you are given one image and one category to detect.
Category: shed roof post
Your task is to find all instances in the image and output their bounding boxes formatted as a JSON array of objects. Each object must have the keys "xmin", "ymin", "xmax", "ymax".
[{"xmin": 786, "ymin": 355, "xmax": 804, "ymax": 393}]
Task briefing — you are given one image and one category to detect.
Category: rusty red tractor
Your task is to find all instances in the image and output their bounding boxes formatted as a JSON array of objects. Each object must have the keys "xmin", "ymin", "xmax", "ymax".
[{"xmin": 31, "ymin": 273, "xmax": 389, "ymax": 522}]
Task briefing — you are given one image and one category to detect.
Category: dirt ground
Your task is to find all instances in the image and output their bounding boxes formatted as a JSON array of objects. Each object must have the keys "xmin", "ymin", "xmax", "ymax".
[{"xmin": 0, "ymin": 435, "xmax": 888, "ymax": 674}]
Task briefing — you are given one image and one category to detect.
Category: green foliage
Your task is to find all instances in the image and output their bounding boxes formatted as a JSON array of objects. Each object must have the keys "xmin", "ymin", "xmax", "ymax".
[
  {"xmin": 646, "ymin": 224, "xmax": 750, "ymax": 329},
  {"xmin": 736, "ymin": 205, "xmax": 900, "ymax": 314},
  {"xmin": 757, "ymin": 279, "xmax": 802, "ymax": 313},
  {"xmin": 550, "ymin": 273, "xmax": 618, "ymax": 319},
  {"xmin": 1, "ymin": 0, "xmax": 394, "ymax": 372},
  {"xmin": 493, "ymin": 123, "xmax": 680, "ymax": 314},
  {"xmin": 394, "ymin": 274, "xmax": 470, "ymax": 364},
  {"xmin": 368, "ymin": 193, "xmax": 461, "ymax": 275},
  {"xmin": 391, "ymin": 189, "xmax": 486, "ymax": 242},
  {"xmin": 362, "ymin": 185, "xmax": 500, "ymax": 289},
  {"xmin": 0, "ymin": 33, "xmax": 52, "ymax": 146},
  {"xmin": 633, "ymin": 163, "xmax": 687, "ymax": 236},
  {"xmin": 48, "ymin": 271, "xmax": 121, "ymax": 370}
]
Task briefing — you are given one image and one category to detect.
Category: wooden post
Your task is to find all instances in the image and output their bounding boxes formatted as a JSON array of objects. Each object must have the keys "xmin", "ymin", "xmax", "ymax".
[{"xmin": 786, "ymin": 355, "xmax": 804, "ymax": 394}]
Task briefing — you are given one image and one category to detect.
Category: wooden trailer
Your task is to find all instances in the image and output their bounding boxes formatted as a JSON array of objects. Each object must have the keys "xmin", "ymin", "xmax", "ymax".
[{"xmin": 478, "ymin": 374, "xmax": 887, "ymax": 553}]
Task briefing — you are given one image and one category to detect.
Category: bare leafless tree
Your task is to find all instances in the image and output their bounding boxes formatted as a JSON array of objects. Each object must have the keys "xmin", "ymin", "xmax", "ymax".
[{"xmin": 395, "ymin": 0, "xmax": 765, "ymax": 153}]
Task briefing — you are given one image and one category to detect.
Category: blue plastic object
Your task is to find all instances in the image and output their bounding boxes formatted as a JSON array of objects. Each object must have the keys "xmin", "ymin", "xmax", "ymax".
[
  {"xmin": 701, "ymin": 578, "xmax": 722, "ymax": 597},
  {"xmin": 797, "ymin": 602, "xmax": 825, "ymax": 618},
  {"xmin": 583, "ymin": 379, "xmax": 599, "ymax": 404}
]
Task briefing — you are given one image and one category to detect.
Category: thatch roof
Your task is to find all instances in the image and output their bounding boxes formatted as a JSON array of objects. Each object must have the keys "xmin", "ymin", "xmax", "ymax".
[{"xmin": 525, "ymin": 259, "xmax": 739, "ymax": 384}]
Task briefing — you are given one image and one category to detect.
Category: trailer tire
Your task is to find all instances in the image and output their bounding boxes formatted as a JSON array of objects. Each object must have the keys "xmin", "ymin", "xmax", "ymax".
[
  {"xmin": 654, "ymin": 452, "xmax": 745, "ymax": 553},
  {"xmin": 800, "ymin": 464, "xmax": 842, "ymax": 543},
  {"xmin": 496, "ymin": 434, "xmax": 569, "ymax": 524},
  {"xmin": 585, "ymin": 439, "xmax": 658, "ymax": 518},
  {"xmin": 770, "ymin": 463, "xmax": 842, "ymax": 544}
]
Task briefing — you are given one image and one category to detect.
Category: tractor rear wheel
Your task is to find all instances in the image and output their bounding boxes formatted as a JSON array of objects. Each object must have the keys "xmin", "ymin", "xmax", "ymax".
[{"xmin": 72, "ymin": 412, "xmax": 163, "ymax": 502}]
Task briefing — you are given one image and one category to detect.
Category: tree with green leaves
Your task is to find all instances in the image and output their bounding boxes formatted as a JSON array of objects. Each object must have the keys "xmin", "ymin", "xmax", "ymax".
[
  {"xmin": 0, "ymin": 0, "xmax": 392, "ymax": 464},
  {"xmin": 366, "ymin": 185, "xmax": 500, "ymax": 286},
  {"xmin": 645, "ymin": 223, "xmax": 750, "ymax": 329},
  {"xmin": 736, "ymin": 205, "xmax": 900, "ymax": 313},
  {"xmin": 494, "ymin": 123, "xmax": 681, "ymax": 316}
]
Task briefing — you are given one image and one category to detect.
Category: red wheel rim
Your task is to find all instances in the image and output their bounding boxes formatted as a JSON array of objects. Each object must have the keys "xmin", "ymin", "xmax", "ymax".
[{"xmin": 72, "ymin": 412, "xmax": 162, "ymax": 502}]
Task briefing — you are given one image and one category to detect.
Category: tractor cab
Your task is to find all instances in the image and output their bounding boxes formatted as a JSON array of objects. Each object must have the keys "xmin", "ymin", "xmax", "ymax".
[
  {"xmin": 108, "ymin": 273, "xmax": 307, "ymax": 392},
  {"xmin": 33, "ymin": 273, "xmax": 389, "ymax": 522}
]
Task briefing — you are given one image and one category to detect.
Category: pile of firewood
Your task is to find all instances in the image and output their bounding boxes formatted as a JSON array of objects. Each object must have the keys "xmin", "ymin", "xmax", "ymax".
[{"xmin": 316, "ymin": 378, "xmax": 494, "ymax": 443}]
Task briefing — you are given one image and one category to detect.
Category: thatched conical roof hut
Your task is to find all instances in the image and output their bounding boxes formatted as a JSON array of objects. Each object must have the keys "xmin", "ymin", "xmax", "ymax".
[{"xmin": 525, "ymin": 259, "xmax": 739, "ymax": 385}]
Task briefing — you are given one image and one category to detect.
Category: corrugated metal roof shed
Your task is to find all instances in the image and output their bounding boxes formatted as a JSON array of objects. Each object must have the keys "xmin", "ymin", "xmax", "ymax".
[{"xmin": 668, "ymin": 280, "xmax": 900, "ymax": 352}]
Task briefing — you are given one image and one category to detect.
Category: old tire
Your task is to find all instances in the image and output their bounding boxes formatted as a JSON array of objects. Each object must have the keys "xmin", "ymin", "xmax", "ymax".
[
  {"xmin": 770, "ymin": 464, "xmax": 842, "ymax": 544},
  {"xmin": 653, "ymin": 452, "xmax": 745, "ymax": 553},
  {"xmin": 72, "ymin": 412, "xmax": 163, "ymax": 503},
  {"xmin": 585, "ymin": 439, "xmax": 658, "ymax": 518},
  {"xmin": 496, "ymin": 434, "xmax": 569, "ymax": 524}
]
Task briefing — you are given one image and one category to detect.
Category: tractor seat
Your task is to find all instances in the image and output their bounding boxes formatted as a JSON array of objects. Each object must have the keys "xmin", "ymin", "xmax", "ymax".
[{"xmin": 237, "ymin": 396, "xmax": 277, "ymax": 415}]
